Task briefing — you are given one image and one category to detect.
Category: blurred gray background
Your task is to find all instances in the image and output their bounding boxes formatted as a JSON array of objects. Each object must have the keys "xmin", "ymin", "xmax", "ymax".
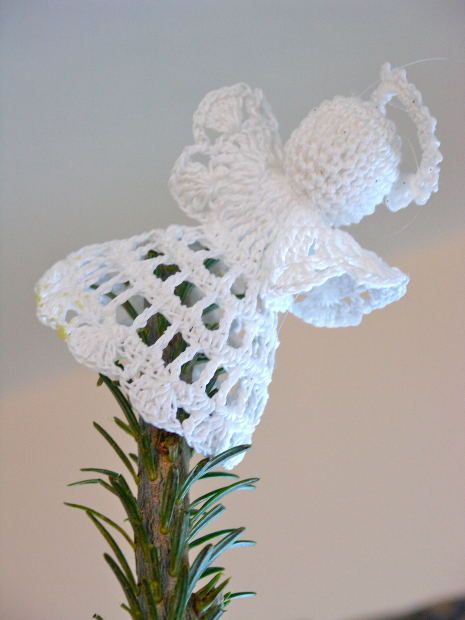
[{"xmin": 1, "ymin": 2, "xmax": 464, "ymax": 619}]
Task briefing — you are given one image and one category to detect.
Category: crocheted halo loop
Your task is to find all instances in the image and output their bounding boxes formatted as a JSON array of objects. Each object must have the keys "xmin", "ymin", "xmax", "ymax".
[{"xmin": 36, "ymin": 64, "xmax": 441, "ymax": 468}]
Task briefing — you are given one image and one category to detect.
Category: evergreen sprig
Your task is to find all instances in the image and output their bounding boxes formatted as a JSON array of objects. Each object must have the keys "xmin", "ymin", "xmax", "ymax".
[{"xmin": 66, "ymin": 375, "xmax": 257, "ymax": 619}]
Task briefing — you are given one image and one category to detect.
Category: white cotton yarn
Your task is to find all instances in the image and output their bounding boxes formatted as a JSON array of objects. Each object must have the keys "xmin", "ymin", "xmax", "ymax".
[
  {"xmin": 284, "ymin": 97, "xmax": 401, "ymax": 227},
  {"xmin": 36, "ymin": 63, "xmax": 441, "ymax": 467}
]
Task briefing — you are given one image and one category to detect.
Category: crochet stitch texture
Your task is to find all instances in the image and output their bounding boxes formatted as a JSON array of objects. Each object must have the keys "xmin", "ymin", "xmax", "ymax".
[{"xmin": 36, "ymin": 63, "xmax": 441, "ymax": 467}]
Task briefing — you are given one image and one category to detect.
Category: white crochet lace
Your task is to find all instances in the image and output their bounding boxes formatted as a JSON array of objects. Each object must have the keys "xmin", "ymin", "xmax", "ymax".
[{"xmin": 36, "ymin": 63, "xmax": 441, "ymax": 467}]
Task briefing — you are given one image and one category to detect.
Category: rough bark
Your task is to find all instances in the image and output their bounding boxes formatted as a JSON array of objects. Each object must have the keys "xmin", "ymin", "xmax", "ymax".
[{"xmin": 136, "ymin": 420, "xmax": 199, "ymax": 620}]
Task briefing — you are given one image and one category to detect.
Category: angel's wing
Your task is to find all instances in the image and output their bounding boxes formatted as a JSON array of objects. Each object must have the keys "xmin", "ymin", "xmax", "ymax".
[
  {"xmin": 169, "ymin": 83, "xmax": 283, "ymax": 223},
  {"xmin": 263, "ymin": 209, "xmax": 408, "ymax": 327}
]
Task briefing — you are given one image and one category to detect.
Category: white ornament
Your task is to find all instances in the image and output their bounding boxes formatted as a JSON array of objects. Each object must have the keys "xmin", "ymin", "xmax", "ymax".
[{"xmin": 36, "ymin": 63, "xmax": 441, "ymax": 467}]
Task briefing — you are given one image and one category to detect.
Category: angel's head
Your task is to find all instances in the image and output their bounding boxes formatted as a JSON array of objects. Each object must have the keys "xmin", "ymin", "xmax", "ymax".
[
  {"xmin": 284, "ymin": 95, "xmax": 400, "ymax": 226},
  {"xmin": 284, "ymin": 63, "xmax": 441, "ymax": 227}
]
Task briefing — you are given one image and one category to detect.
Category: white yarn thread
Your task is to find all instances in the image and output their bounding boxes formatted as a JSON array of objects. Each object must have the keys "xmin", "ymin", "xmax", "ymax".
[
  {"xmin": 36, "ymin": 64, "xmax": 441, "ymax": 468},
  {"xmin": 371, "ymin": 63, "xmax": 442, "ymax": 211}
]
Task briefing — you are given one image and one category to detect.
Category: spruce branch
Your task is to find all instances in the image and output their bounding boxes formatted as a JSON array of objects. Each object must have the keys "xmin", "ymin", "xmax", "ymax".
[{"xmin": 65, "ymin": 376, "xmax": 258, "ymax": 619}]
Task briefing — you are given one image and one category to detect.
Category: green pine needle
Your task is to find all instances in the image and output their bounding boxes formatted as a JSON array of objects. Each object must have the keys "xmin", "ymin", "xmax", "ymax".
[
  {"xmin": 201, "ymin": 605, "xmax": 224, "ymax": 620},
  {"xmin": 189, "ymin": 528, "xmax": 238, "ymax": 549},
  {"xmin": 140, "ymin": 578, "xmax": 159, "ymax": 620},
  {"xmin": 209, "ymin": 528, "xmax": 245, "ymax": 563},
  {"xmin": 64, "ymin": 502, "xmax": 134, "ymax": 548},
  {"xmin": 67, "ymin": 477, "xmax": 117, "ymax": 495},
  {"xmin": 103, "ymin": 553, "xmax": 143, "ymax": 619},
  {"xmin": 199, "ymin": 471, "xmax": 240, "ymax": 481},
  {"xmin": 189, "ymin": 504, "xmax": 226, "ymax": 540},
  {"xmin": 113, "ymin": 416, "xmax": 135, "ymax": 437},
  {"xmin": 194, "ymin": 571, "xmax": 223, "ymax": 599},
  {"xmin": 199, "ymin": 566, "xmax": 225, "ymax": 580},
  {"xmin": 223, "ymin": 590, "xmax": 257, "ymax": 605},
  {"xmin": 92, "ymin": 422, "xmax": 138, "ymax": 484},
  {"xmin": 195, "ymin": 577, "xmax": 230, "ymax": 614},
  {"xmin": 190, "ymin": 477, "xmax": 259, "ymax": 510},
  {"xmin": 160, "ymin": 467, "xmax": 180, "ymax": 534},
  {"xmin": 177, "ymin": 444, "xmax": 251, "ymax": 502},
  {"xmin": 87, "ymin": 512, "xmax": 137, "ymax": 592}
]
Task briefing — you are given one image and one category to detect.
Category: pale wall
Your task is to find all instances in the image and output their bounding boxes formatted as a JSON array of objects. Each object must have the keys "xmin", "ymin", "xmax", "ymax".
[{"xmin": 1, "ymin": 2, "xmax": 464, "ymax": 619}]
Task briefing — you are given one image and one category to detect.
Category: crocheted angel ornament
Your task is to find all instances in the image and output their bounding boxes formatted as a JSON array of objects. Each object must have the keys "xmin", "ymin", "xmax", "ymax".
[{"xmin": 36, "ymin": 63, "xmax": 441, "ymax": 468}]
